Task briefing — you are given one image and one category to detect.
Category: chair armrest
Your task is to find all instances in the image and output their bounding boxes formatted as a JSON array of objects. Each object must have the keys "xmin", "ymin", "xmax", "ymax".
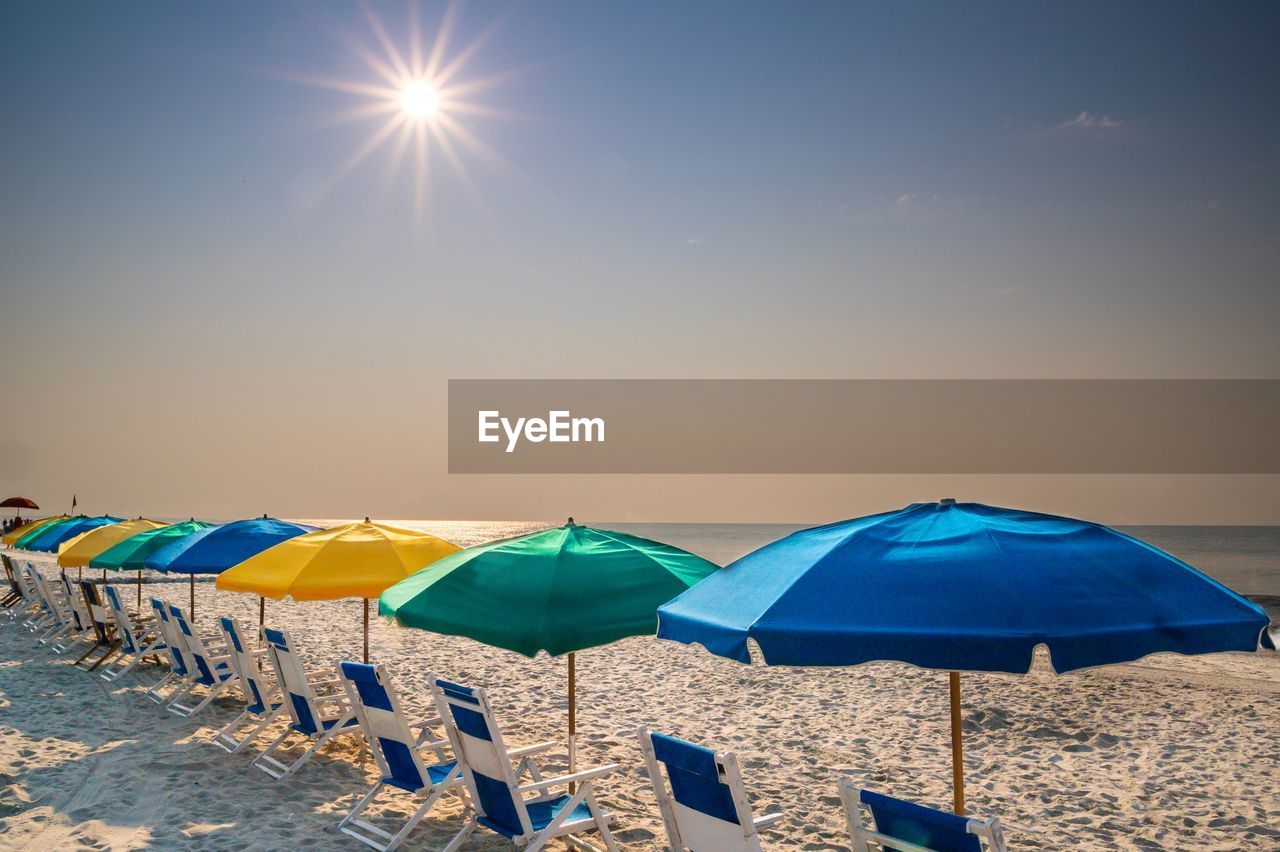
[
  {"xmin": 508, "ymin": 741, "xmax": 558, "ymax": 758},
  {"xmin": 515, "ymin": 763, "xmax": 619, "ymax": 793},
  {"xmin": 753, "ymin": 813, "xmax": 784, "ymax": 830}
]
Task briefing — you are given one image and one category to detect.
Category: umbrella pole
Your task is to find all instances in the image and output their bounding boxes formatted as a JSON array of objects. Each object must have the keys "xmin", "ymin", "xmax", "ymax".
[
  {"xmin": 190, "ymin": 574, "xmax": 195, "ymax": 619},
  {"xmin": 259, "ymin": 596, "xmax": 265, "ymax": 628},
  {"xmin": 568, "ymin": 652, "xmax": 577, "ymax": 791},
  {"xmin": 362, "ymin": 598, "xmax": 370, "ymax": 664},
  {"xmin": 137, "ymin": 569, "xmax": 142, "ymax": 609},
  {"xmin": 949, "ymin": 671, "xmax": 965, "ymax": 816}
]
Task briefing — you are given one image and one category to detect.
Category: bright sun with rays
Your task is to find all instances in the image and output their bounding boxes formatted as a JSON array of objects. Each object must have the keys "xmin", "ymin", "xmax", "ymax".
[{"xmin": 293, "ymin": 3, "xmax": 511, "ymax": 222}]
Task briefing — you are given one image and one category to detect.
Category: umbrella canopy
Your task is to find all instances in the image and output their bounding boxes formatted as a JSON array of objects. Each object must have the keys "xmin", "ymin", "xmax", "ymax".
[
  {"xmin": 658, "ymin": 500, "xmax": 1271, "ymax": 672},
  {"xmin": 657, "ymin": 500, "xmax": 1274, "ymax": 815},
  {"xmin": 58, "ymin": 519, "xmax": 167, "ymax": 567},
  {"xmin": 217, "ymin": 520, "xmax": 458, "ymax": 600},
  {"xmin": 1, "ymin": 497, "xmax": 39, "ymax": 510},
  {"xmin": 145, "ymin": 516, "xmax": 318, "ymax": 575},
  {"xmin": 18, "ymin": 515, "xmax": 124, "ymax": 552},
  {"xmin": 3, "ymin": 515, "xmax": 67, "ymax": 546},
  {"xmin": 381, "ymin": 521, "xmax": 721, "ymax": 657},
  {"xmin": 90, "ymin": 520, "xmax": 216, "ymax": 571}
]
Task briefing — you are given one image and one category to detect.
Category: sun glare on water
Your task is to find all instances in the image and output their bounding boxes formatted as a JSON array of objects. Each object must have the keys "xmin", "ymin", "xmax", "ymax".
[{"xmin": 291, "ymin": 2, "xmax": 513, "ymax": 222}]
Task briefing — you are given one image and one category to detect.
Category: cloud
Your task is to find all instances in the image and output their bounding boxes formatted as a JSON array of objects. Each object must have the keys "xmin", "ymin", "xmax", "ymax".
[
  {"xmin": 895, "ymin": 193, "xmax": 917, "ymax": 206},
  {"xmin": 1058, "ymin": 111, "xmax": 1126, "ymax": 130},
  {"xmin": 686, "ymin": 237, "xmax": 703, "ymax": 245}
]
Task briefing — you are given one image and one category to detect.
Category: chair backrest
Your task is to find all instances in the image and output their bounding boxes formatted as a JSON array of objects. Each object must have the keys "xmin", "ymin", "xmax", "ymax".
[
  {"xmin": 151, "ymin": 598, "xmax": 189, "ymax": 676},
  {"xmin": 638, "ymin": 727, "xmax": 763, "ymax": 851},
  {"xmin": 59, "ymin": 570, "xmax": 92, "ymax": 631},
  {"xmin": 2, "ymin": 554, "xmax": 22, "ymax": 598},
  {"xmin": 78, "ymin": 581, "xmax": 112, "ymax": 645},
  {"xmin": 839, "ymin": 781, "xmax": 1007, "ymax": 852},
  {"xmin": 168, "ymin": 605, "xmax": 220, "ymax": 684},
  {"xmin": 19, "ymin": 563, "xmax": 45, "ymax": 611},
  {"xmin": 340, "ymin": 662, "xmax": 433, "ymax": 793},
  {"xmin": 219, "ymin": 616, "xmax": 273, "ymax": 715},
  {"xmin": 429, "ymin": 676, "xmax": 533, "ymax": 840},
  {"xmin": 103, "ymin": 585, "xmax": 144, "ymax": 654},
  {"xmin": 261, "ymin": 626, "xmax": 324, "ymax": 735},
  {"xmin": 30, "ymin": 570, "xmax": 67, "ymax": 624}
]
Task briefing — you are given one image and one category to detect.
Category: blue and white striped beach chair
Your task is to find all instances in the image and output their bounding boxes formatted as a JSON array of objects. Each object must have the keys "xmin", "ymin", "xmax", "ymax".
[
  {"xmin": 30, "ymin": 570, "xmax": 78, "ymax": 648},
  {"xmin": 637, "ymin": 726, "xmax": 783, "ymax": 852},
  {"xmin": 1, "ymin": 554, "xmax": 25, "ymax": 610},
  {"xmin": 145, "ymin": 598, "xmax": 193, "ymax": 704},
  {"xmin": 165, "ymin": 604, "xmax": 236, "ymax": 717},
  {"xmin": 430, "ymin": 676, "xmax": 619, "ymax": 852},
  {"xmin": 211, "ymin": 616, "xmax": 285, "ymax": 753},
  {"xmin": 838, "ymin": 780, "xmax": 1008, "ymax": 852},
  {"xmin": 72, "ymin": 580, "xmax": 120, "ymax": 671},
  {"xmin": 253, "ymin": 626, "xmax": 361, "ymax": 780},
  {"xmin": 17, "ymin": 564, "xmax": 54, "ymax": 632},
  {"xmin": 51, "ymin": 570, "xmax": 98, "ymax": 654},
  {"xmin": 336, "ymin": 662, "xmax": 462, "ymax": 851},
  {"xmin": 99, "ymin": 584, "xmax": 165, "ymax": 684},
  {"xmin": 4, "ymin": 559, "xmax": 40, "ymax": 624}
]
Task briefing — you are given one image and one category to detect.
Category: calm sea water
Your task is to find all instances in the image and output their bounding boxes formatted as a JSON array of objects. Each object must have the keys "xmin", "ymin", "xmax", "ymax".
[{"xmin": 291, "ymin": 519, "xmax": 1280, "ymax": 616}]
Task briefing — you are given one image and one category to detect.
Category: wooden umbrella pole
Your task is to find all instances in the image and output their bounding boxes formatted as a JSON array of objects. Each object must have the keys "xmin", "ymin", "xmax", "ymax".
[
  {"xmin": 568, "ymin": 652, "xmax": 577, "ymax": 791},
  {"xmin": 259, "ymin": 596, "xmax": 265, "ymax": 627},
  {"xmin": 189, "ymin": 574, "xmax": 195, "ymax": 620},
  {"xmin": 362, "ymin": 598, "xmax": 370, "ymax": 664},
  {"xmin": 949, "ymin": 671, "xmax": 965, "ymax": 816},
  {"xmin": 137, "ymin": 568, "xmax": 142, "ymax": 609}
]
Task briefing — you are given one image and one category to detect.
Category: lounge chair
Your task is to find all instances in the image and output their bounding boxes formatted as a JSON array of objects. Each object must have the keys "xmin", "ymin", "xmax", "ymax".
[
  {"xmin": 72, "ymin": 580, "xmax": 120, "ymax": 671},
  {"xmin": 30, "ymin": 570, "xmax": 76, "ymax": 646},
  {"xmin": 1, "ymin": 554, "xmax": 24, "ymax": 608},
  {"xmin": 211, "ymin": 616, "xmax": 285, "ymax": 753},
  {"xmin": 51, "ymin": 571, "xmax": 99, "ymax": 654},
  {"xmin": 253, "ymin": 626, "xmax": 361, "ymax": 780},
  {"xmin": 637, "ymin": 726, "xmax": 783, "ymax": 851},
  {"xmin": 145, "ymin": 598, "xmax": 194, "ymax": 704},
  {"xmin": 165, "ymin": 604, "xmax": 236, "ymax": 717},
  {"xmin": 17, "ymin": 564, "xmax": 53, "ymax": 631},
  {"xmin": 99, "ymin": 584, "xmax": 166, "ymax": 684},
  {"xmin": 430, "ymin": 676, "xmax": 619, "ymax": 852},
  {"xmin": 838, "ymin": 780, "xmax": 1008, "ymax": 852},
  {"xmin": 336, "ymin": 661, "xmax": 462, "ymax": 851}
]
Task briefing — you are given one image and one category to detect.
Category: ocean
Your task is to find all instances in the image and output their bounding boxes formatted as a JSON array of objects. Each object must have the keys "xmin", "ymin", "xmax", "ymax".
[{"xmin": 295, "ymin": 519, "xmax": 1280, "ymax": 618}]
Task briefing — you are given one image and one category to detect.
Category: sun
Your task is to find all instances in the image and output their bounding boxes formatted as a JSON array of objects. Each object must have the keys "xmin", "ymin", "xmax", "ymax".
[
  {"xmin": 289, "ymin": 2, "xmax": 515, "ymax": 223},
  {"xmin": 399, "ymin": 80, "xmax": 439, "ymax": 119}
]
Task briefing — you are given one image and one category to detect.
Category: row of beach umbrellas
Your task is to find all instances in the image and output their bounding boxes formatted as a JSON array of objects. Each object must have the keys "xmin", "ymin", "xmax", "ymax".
[{"xmin": 4, "ymin": 501, "xmax": 1273, "ymax": 815}]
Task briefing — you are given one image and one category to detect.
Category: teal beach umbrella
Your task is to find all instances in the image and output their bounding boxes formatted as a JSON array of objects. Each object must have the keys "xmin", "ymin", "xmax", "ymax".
[
  {"xmin": 18, "ymin": 515, "xmax": 123, "ymax": 552},
  {"xmin": 381, "ymin": 520, "xmax": 719, "ymax": 770},
  {"xmin": 89, "ymin": 519, "xmax": 216, "ymax": 607}
]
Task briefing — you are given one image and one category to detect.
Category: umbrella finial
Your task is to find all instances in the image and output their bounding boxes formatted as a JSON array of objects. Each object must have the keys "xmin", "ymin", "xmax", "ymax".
[
  {"xmin": 940, "ymin": 498, "xmax": 957, "ymax": 506},
  {"xmin": 566, "ymin": 516, "xmax": 575, "ymax": 526},
  {"xmin": 365, "ymin": 516, "xmax": 371, "ymax": 523},
  {"xmin": 262, "ymin": 513, "xmax": 268, "ymax": 519}
]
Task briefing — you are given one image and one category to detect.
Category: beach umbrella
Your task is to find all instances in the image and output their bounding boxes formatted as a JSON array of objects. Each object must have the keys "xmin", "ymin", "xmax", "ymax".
[
  {"xmin": 147, "ymin": 515, "xmax": 318, "ymax": 621},
  {"xmin": 380, "ymin": 520, "xmax": 720, "ymax": 772},
  {"xmin": 18, "ymin": 515, "xmax": 125, "ymax": 553},
  {"xmin": 217, "ymin": 520, "xmax": 458, "ymax": 662},
  {"xmin": 3, "ymin": 515, "xmax": 67, "ymax": 547},
  {"xmin": 58, "ymin": 519, "xmax": 167, "ymax": 584},
  {"xmin": 657, "ymin": 500, "xmax": 1274, "ymax": 815},
  {"xmin": 1, "ymin": 497, "xmax": 39, "ymax": 521},
  {"xmin": 90, "ymin": 519, "xmax": 216, "ymax": 607}
]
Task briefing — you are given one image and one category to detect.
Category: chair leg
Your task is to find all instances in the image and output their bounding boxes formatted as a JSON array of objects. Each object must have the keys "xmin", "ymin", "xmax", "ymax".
[
  {"xmin": 253, "ymin": 728, "xmax": 298, "ymax": 779},
  {"xmin": 441, "ymin": 816, "xmax": 478, "ymax": 852},
  {"xmin": 168, "ymin": 677, "xmax": 233, "ymax": 717}
]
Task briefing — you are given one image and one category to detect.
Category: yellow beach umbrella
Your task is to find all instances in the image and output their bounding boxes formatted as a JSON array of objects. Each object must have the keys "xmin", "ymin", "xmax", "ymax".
[
  {"xmin": 58, "ymin": 519, "xmax": 167, "ymax": 572},
  {"xmin": 3, "ymin": 515, "xmax": 68, "ymax": 546},
  {"xmin": 217, "ymin": 519, "xmax": 459, "ymax": 661}
]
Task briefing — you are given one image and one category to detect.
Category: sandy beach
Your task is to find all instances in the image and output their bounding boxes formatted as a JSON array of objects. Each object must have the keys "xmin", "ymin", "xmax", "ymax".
[{"xmin": 1, "ymin": 539, "xmax": 1277, "ymax": 851}]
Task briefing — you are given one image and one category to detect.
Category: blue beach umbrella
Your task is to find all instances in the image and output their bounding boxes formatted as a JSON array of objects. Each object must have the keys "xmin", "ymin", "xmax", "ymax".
[
  {"xmin": 145, "ymin": 515, "xmax": 318, "ymax": 620},
  {"xmin": 657, "ymin": 500, "xmax": 1274, "ymax": 815},
  {"xmin": 20, "ymin": 514, "xmax": 124, "ymax": 553}
]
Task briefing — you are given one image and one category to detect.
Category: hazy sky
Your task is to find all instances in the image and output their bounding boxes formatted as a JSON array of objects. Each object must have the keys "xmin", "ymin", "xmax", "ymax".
[{"xmin": 2, "ymin": 2, "xmax": 1278, "ymax": 524}]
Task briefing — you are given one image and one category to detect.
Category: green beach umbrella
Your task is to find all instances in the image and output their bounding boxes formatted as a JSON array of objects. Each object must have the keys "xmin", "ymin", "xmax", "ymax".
[
  {"xmin": 381, "ymin": 520, "xmax": 719, "ymax": 770},
  {"xmin": 89, "ymin": 519, "xmax": 216, "ymax": 608}
]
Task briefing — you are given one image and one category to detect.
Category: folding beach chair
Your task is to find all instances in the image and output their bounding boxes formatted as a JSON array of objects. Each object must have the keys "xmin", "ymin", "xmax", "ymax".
[
  {"xmin": 165, "ymin": 604, "xmax": 236, "ymax": 717},
  {"xmin": 211, "ymin": 616, "xmax": 286, "ymax": 753},
  {"xmin": 30, "ymin": 570, "xmax": 75, "ymax": 646},
  {"xmin": 51, "ymin": 570, "xmax": 99, "ymax": 654},
  {"xmin": 637, "ymin": 726, "xmax": 783, "ymax": 851},
  {"xmin": 99, "ymin": 584, "xmax": 166, "ymax": 684},
  {"xmin": 430, "ymin": 676, "xmax": 620, "ymax": 852},
  {"xmin": 336, "ymin": 662, "xmax": 462, "ymax": 851},
  {"xmin": 145, "ymin": 598, "xmax": 193, "ymax": 704},
  {"xmin": 72, "ymin": 580, "xmax": 120, "ymax": 671},
  {"xmin": 253, "ymin": 626, "xmax": 361, "ymax": 780},
  {"xmin": 839, "ymin": 780, "xmax": 1008, "ymax": 852},
  {"xmin": 1, "ymin": 554, "xmax": 24, "ymax": 608},
  {"xmin": 17, "ymin": 564, "xmax": 52, "ymax": 631}
]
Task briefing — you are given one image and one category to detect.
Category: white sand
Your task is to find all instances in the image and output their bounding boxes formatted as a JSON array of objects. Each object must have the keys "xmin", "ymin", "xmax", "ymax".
[{"xmin": 2, "ymin": 549, "xmax": 1278, "ymax": 850}]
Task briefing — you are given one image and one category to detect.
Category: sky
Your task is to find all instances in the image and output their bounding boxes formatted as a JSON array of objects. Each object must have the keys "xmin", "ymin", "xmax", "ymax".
[{"xmin": 2, "ymin": 1, "xmax": 1278, "ymax": 524}]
